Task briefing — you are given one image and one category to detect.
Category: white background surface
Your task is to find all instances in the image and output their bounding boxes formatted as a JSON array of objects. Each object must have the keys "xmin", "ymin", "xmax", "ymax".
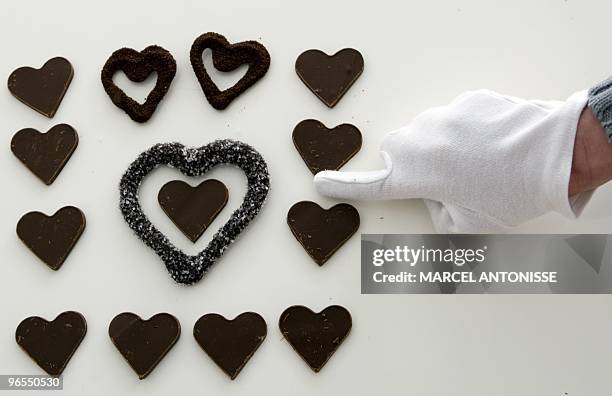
[{"xmin": 1, "ymin": 0, "xmax": 611, "ymax": 394}]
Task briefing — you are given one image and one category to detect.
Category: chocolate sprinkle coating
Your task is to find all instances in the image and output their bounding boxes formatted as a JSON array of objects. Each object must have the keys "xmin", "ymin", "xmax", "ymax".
[
  {"xmin": 101, "ymin": 45, "xmax": 176, "ymax": 123},
  {"xmin": 190, "ymin": 32, "xmax": 270, "ymax": 110},
  {"xmin": 119, "ymin": 140, "xmax": 270, "ymax": 284}
]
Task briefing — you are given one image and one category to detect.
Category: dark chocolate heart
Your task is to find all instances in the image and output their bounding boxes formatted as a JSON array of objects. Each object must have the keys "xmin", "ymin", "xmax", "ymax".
[
  {"xmin": 295, "ymin": 48, "xmax": 364, "ymax": 108},
  {"xmin": 158, "ymin": 179, "xmax": 228, "ymax": 243},
  {"xmin": 293, "ymin": 119, "xmax": 362, "ymax": 174},
  {"xmin": 11, "ymin": 124, "xmax": 78, "ymax": 185},
  {"xmin": 193, "ymin": 312, "xmax": 266, "ymax": 380},
  {"xmin": 109, "ymin": 312, "xmax": 180, "ymax": 379},
  {"xmin": 287, "ymin": 201, "xmax": 359, "ymax": 266},
  {"xmin": 16, "ymin": 206, "xmax": 86, "ymax": 270},
  {"xmin": 119, "ymin": 140, "xmax": 269, "ymax": 284},
  {"xmin": 101, "ymin": 45, "xmax": 176, "ymax": 123},
  {"xmin": 16, "ymin": 311, "xmax": 87, "ymax": 376},
  {"xmin": 8, "ymin": 57, "xmax": 73, "ymax": 118},
  {"xmin": 190, "ymin": 32, "xmax": 270, "ymax": 110},
  {"xmin": 279, "ymin": 305, "xmax": 351, "ymax": 373}
]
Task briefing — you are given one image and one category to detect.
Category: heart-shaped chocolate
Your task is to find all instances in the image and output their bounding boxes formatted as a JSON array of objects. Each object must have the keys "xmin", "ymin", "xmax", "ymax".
[
  {"xmin": 295, "ymin": 48, "xmax": 364, "ymax": 108},
  {"xmin": 101, "ymin": 45, "xmax": 176, "ymax": 123},
  {"xmin": 16, "ymin": 311, "xmax": 87, "ymax": 376},
  {"xmin": 109, "ymin": 312, "xmax": 180, "ymax": 379},
  {"xmin": 279, "ymin": 305, "xmax": 351, "ymax": 373},
  {"xmin": 193, "ymin": 312, "xmax": 266, "ymax": 380},
  {"xmin": 287, "ymin": 201, "xmax": 359, "ymax": 266},
  {"xmin": 119, "ymin": 140, "xmax": 269, "ymax": 284},
  {"xmin": 11, "ymin": 124, "xmax": 78, "ymax": 185},
  {"xmin": 8, "ymin": 57, "xmax": 73, "ymax": 118},
  {"xmin": 16, "ymin": 206, "xmax": 86, "ymax": 270},
  {"xmin": 158, "ymin": 179, "xmax": 228, "ymax": 243},
  {"xmin": 190, "ymin": 32, "xmax": 270, "ymax": 110},
  {"xmin": 293, "ymin": 119, "xmax": 362, "ymax": 175}
]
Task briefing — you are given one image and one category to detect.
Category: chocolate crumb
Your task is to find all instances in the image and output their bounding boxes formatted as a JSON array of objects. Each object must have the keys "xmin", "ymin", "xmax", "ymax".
[
  {"xmin": 101, "ymin": 45, "xmax": 176, "ymax": 123},
  {"xmin": 190, "ymin": 32, "xmax": 270, "ymax": 110}
]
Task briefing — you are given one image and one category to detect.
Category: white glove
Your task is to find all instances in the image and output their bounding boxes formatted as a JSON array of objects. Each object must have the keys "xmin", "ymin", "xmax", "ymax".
[{"xmin": 314, "ymin": 89, "xmax": 594, "ymax": 233}]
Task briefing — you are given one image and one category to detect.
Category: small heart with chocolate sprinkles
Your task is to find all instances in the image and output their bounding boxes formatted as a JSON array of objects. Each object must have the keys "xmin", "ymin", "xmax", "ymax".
[
  {"xmin": 279, "ymin": 305, "xmax": 352, "ymax": 373},
  {"xmin": 101, "ymin": 45, "xmax": 176, "ymax": 123},
  {"xmin": 109, "ymin": 312, "xmax": 180, "ymax": 379},
  {"xmin": 119, "ymin": 140, "xmax": 269, "ymax": 284},
  {"xmin": 11, "ymin": 124, "xmax": 78, "ymax": 185},
  {"xmin": 190, "ymin": 32, "xmax": 270, "ymax": 110},
  {"xmin": 295, "ymin": 48, "xmax": 364, "ymax": 108},
  {"xmin": 287, "ymin": 201, "xmax": 359, "ymax": 266},
  {"xmin": 16, "ymin": 206, "xmax": 86, "ymax": 270},
  {"xmin": 16, "ymin": 311, "xmax": 87, "ymax": 376},
  {"xmin": 158, "ymin": 179, "xmax": 228, "ymax": 243},
  {"xmin": 193, "ymin": 312, "xmax": 266, "ymax": 380},
  {"xmin": 293, "ymin": 119, "xmax": 362, "ymax": 174},
  {"xmin": 7, "ymin": 57, "xmax": 73, "ymax": 118}
]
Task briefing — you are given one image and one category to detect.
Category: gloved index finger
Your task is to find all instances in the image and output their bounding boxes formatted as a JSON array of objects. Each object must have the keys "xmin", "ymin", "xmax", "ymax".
[{"xmin": 314, "ymin": 151, "xmax": 397, "ymax": 200}]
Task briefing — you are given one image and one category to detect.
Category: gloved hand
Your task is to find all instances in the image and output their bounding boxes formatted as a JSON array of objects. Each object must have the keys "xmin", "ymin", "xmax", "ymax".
[{"xmin": 314, "ymin": 89, "xmax": 594, "ymax": 233}]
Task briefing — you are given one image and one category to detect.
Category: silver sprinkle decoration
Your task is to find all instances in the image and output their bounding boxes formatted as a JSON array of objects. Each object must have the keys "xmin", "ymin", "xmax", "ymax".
[{"xmin": 119, "ymin": 140, "xmax": 270, "ymax": 285}]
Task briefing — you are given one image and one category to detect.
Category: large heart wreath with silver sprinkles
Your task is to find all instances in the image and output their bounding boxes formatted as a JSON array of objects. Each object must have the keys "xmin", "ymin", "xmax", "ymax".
[{"xmin": 119, "ymin": 139, "xmax": 270, "ymax": 284}]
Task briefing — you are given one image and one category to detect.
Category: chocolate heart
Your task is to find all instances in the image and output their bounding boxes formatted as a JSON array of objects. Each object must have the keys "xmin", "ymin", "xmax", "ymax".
[
  {"xmin": 109, "ymin": 312, "xmax": 180, "ymax": 379},
  {"xmin": 279, "ymin": 305, "xmax": 351, "ymax": 373},
  {"xmin": 287, "ymin": 201, "xmax": 359, "ymax": 266},
  {"xmin": 11, "ymin": 124, "xmax": 78, "ymax": 185},
  {"xmin": 190, "ymin": 32, "xmax": 270, "ymax": 110},
  {"xmin": 193, "ymin": 312, "xmax": 266, "ymax": 380},
  {"xmin": 119, "ymin": 140, "xmax": 269, "ymax": 284},
  {"xmin": 293, "ymin": 119, "xmax": 362, "ymax": 174},
  {"xmin": 101, "ymin": 45, "xmax": 176, "ymax": 123},
  {"xmin": 295, "ymin": 48, "xmax": 364, "ymax": 108},
  {"xmin": 7, "ymin": 57, "xmax": 73, "ymax": 118},
  {"xmin": 158, "ymin": 179, "xmax": 228, "ymax": 243},
  {"xmin": 16, "ymin": 206, "xmax": 86, "ymax": 270},
  {"xmin": 16, "ymin": 311, "xmax": 87, "ymax": 376}
]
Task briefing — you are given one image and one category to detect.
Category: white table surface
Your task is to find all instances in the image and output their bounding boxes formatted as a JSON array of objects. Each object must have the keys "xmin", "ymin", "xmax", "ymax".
[{"xmin": 1, "ymin": 0, "xmax": 611, "ymax": 394}]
